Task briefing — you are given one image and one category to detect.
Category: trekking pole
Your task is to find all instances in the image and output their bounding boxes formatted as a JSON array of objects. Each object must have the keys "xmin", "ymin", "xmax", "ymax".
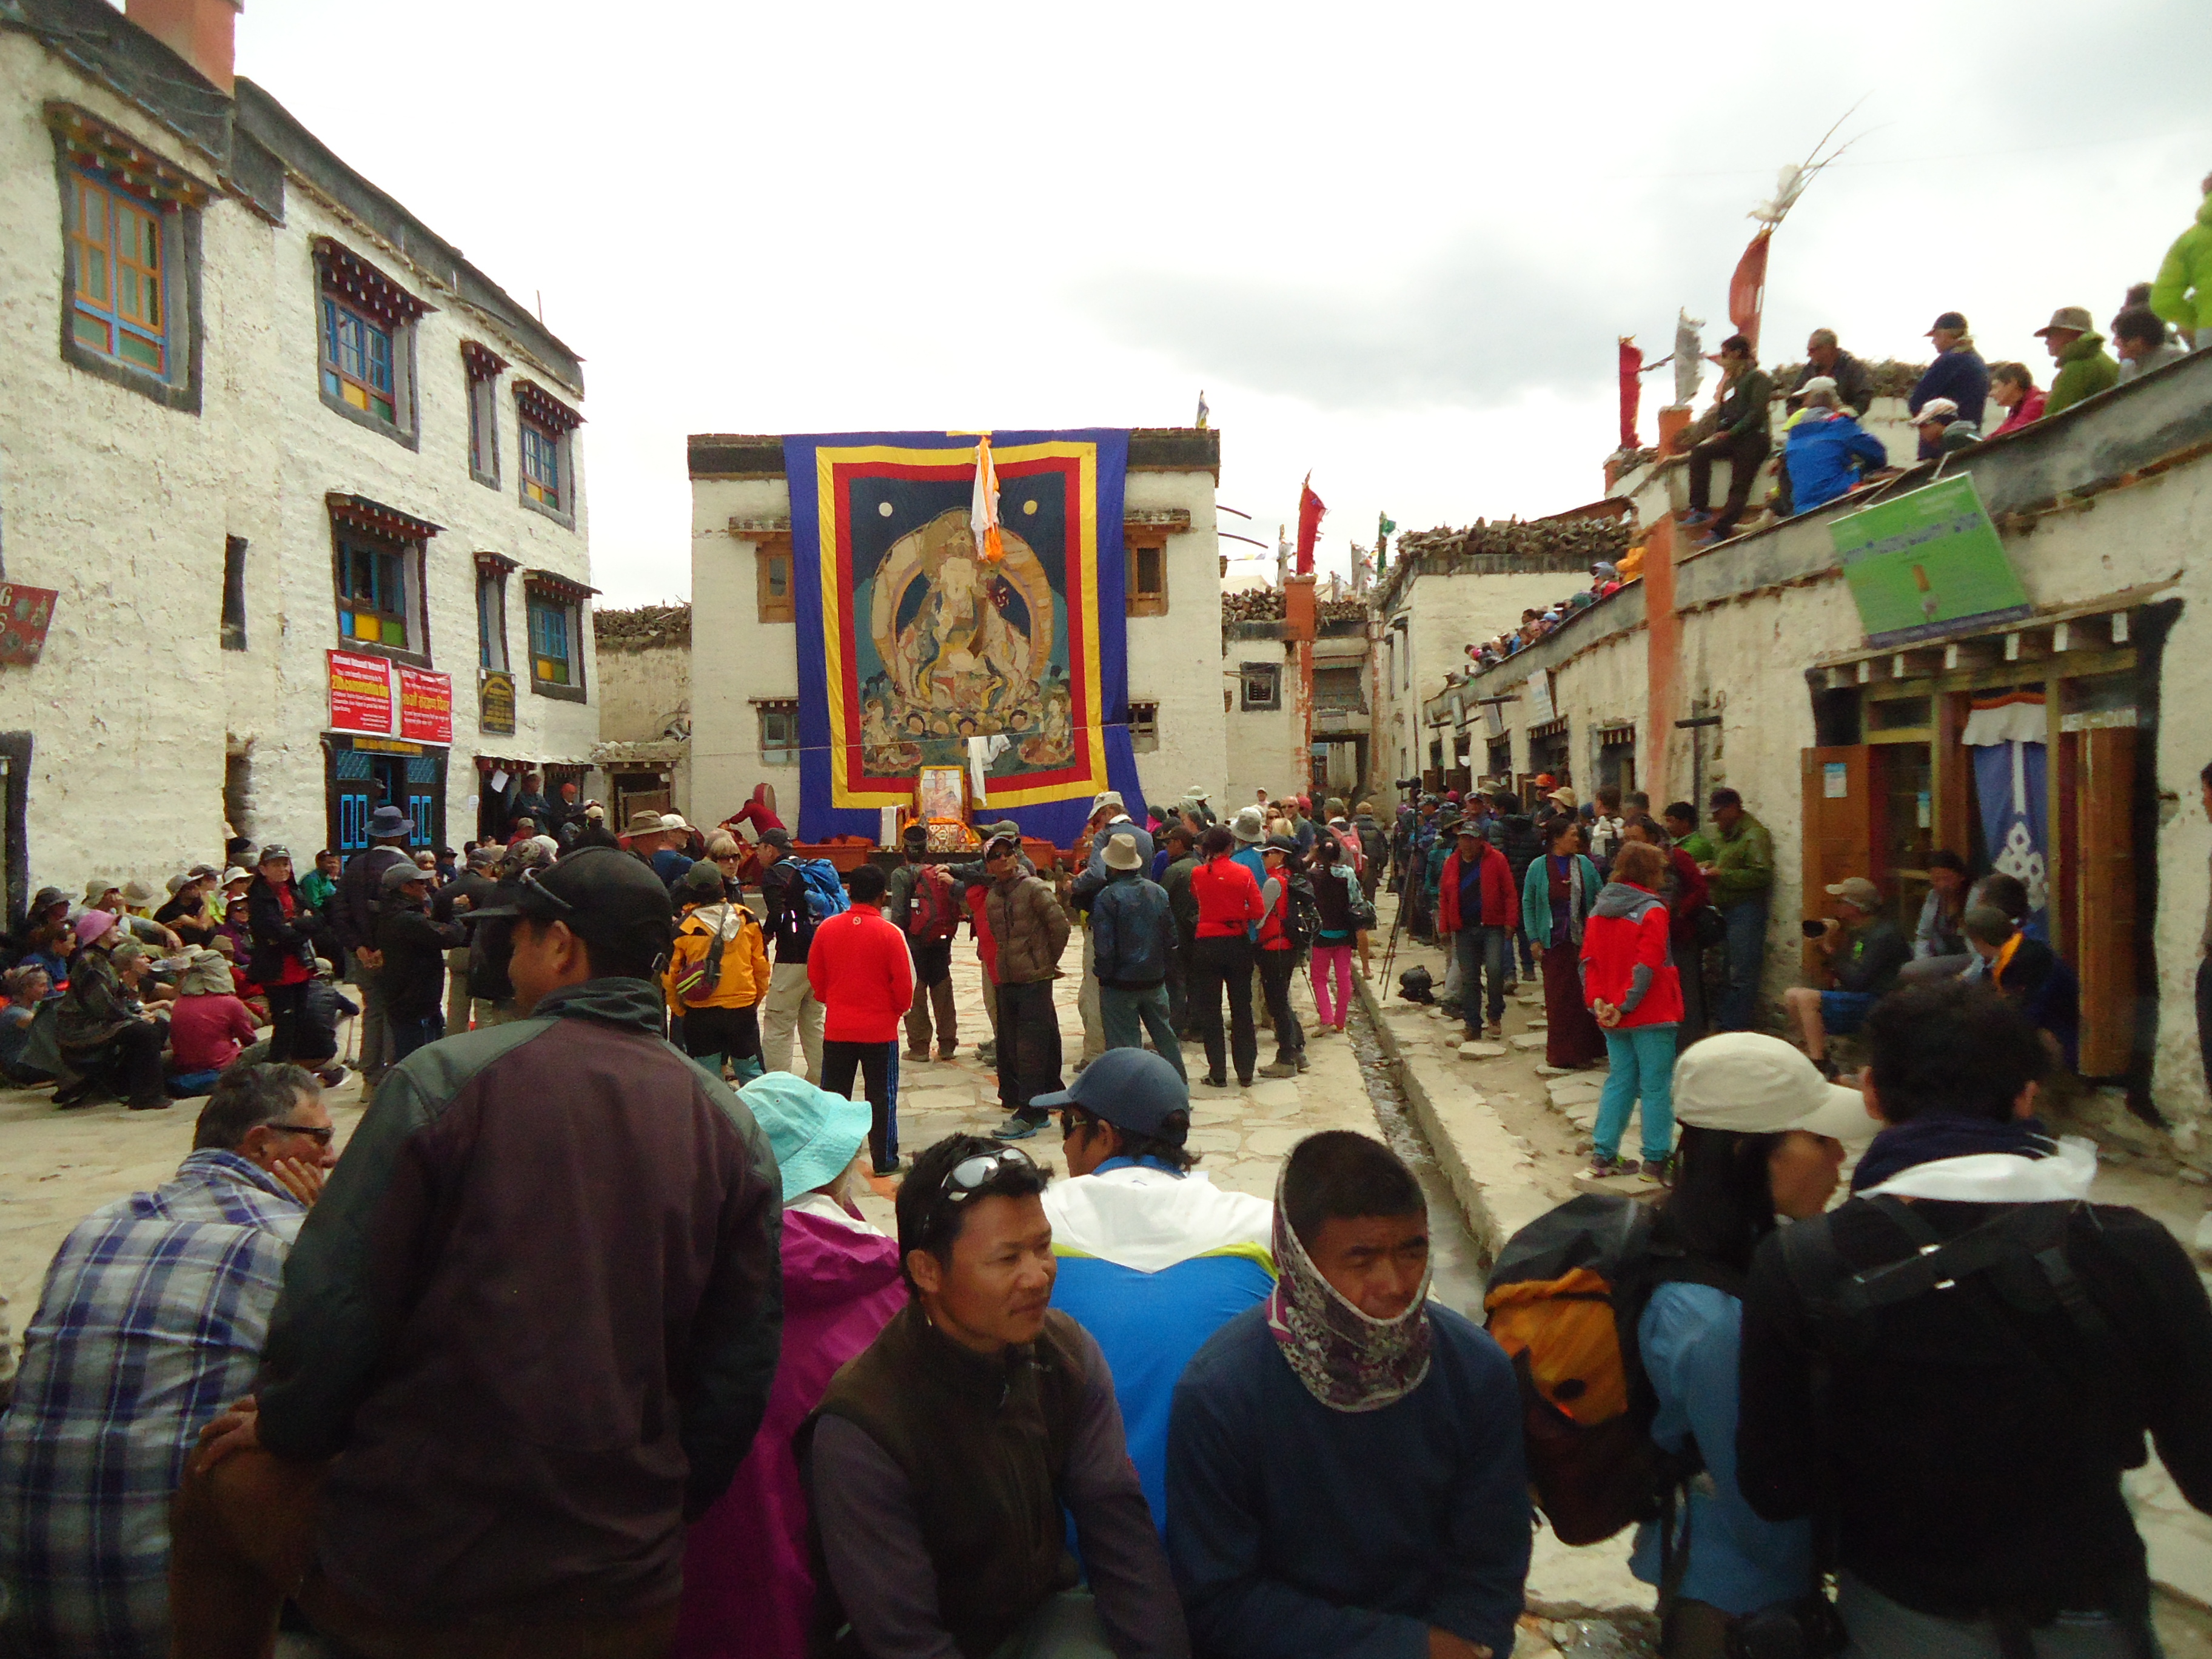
[{"xmin": 1376, "ymin": 880, "xmax": 1410, "ymax": 991}]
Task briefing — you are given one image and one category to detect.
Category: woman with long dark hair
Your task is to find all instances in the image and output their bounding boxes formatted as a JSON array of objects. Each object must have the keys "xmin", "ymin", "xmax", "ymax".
[
  {"xmin": 1305, "ymin": 837, "xmax": 1359, "ymax": 1035},
  {"xmin": 1632, "ymin": 1034, "xmax": 1871, "ymax": 1655},
  {"xmin": 1187, "ymin": 824, "xmax": 1264, "ymax": 1088},
  {"xmin": 1522, "ymin": 816, "xmax": 1606, "ymax": 1068}
]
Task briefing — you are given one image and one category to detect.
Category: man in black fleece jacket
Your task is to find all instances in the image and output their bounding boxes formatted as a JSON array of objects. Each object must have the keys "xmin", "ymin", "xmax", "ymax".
[{"xmin": 1738, "ymin": 980, "xmax": 2212, "ymax": 1654}]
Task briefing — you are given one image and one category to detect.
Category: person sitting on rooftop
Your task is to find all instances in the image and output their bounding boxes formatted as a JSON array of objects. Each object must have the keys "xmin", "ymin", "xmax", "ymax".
[
  {"xmin": 1988, "ymin": 361, "xmax": 2049, "ymax": 437},
  {"xmin": 1785, "ymin": 379, "xmax": 1892, "ymax": 513},
  {"xmin": 1913, "ymin": 397, "xmax": 1980, "ymax": 458},
  {"xmin": 2113, "ymin": 304, "xmax": 2189, "ymax": 383},
  {"xmin": 2037, "ymin": 305, "xmax": 2120, "ymax": 416}
]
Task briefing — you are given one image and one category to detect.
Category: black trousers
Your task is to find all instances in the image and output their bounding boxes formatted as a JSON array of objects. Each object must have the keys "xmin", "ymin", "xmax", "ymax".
[
  {"xmin": 264, "ymin": 981, "xmax": 309, "ymax": 1064},
  {"xmin": 683, "ymin": 1004, "xmax": 762, "ymax": 1070},
  {"xmin": 1167, "ymin": 939, "xmax": 1191, "ymax": 1034},
  {"xmin": 820, "ymin": 1037, "xmax": 895, "ymax": 1170},
  {"xmin": 2197, "ymin": 960, "xmax": 2212, "ymax": 1106},
  {"xmin": 1258, "ymin": 949, "xmax": 1305, "ymax": 1064},
  {"xmin": 1189, "ymin": 934, "xmax": 1257, "ymax": 1084},
  {"xmin": 67, "ymin": 1019, "xmax": 169, "ymax": 1107},
  {"xmin": 994, "ymin": 980, "xmax": 1063, "ymax": 1120},
  {"xmin": 1687, "ymin": 428, "xmax": 1771, "ymax": 537}
]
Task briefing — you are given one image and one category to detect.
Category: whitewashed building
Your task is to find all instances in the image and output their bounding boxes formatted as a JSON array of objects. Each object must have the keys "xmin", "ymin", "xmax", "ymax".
[
  {"xmin": 685, "ymin": 430, "xmax": 1225, "ymax": 835},
  {"xmin": 0, "ymin": 0, "xmax": 598, "ymax": 905}
]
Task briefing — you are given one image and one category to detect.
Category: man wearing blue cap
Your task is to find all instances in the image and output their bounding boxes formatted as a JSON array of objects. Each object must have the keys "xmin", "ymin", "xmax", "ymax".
[{"xmin": 1037, "ymin": 1048, "xmax": 1273, "ymax": 1532}]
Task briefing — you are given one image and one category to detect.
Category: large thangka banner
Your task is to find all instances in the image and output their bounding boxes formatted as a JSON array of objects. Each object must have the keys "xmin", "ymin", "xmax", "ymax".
[{"xmin": 783, "ymin": 429, "xmax": 1144, "ymax": 845}]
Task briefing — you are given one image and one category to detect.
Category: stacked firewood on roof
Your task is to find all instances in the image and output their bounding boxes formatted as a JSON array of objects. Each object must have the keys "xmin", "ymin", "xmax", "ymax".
[{"xmin": 592, "ymin": 602, "xmax": 692, "ymax": 652}]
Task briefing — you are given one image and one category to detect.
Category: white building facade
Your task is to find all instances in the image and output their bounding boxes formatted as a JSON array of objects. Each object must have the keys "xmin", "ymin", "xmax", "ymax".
[
  {"xmin": 0, "ymin": 0, "xmax": 598, "ymax": 903},
  {"xmin": 685, "ymin": 430, "xmax": 1225, "ymax": 837}
]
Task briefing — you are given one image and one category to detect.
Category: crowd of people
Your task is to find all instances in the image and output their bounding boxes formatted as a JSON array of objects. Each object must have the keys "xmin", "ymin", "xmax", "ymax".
[{"xmin": 0, "ymin": 789, "xmax": 2204, "ymax": 1659}]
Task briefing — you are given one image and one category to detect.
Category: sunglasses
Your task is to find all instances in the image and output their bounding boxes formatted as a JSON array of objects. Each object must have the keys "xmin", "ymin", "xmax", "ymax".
[
  {"xmin": 267, "ymin": 1120, "xmax": 335, "ymax": 1146},
  {"xmin": 939, "ymin": 1146, "xmax": 1036, "ymax": 1203},
  {"xmin": 1056, "ymin": 1109, "xmax": 1097, "ymax": 1141}
]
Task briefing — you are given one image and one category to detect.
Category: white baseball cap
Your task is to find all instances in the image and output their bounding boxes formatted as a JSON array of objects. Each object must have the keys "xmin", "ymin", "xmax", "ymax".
[{"xmin": 1672, "ymin": 1033, "xmax": 1877, "ymax": 1144}]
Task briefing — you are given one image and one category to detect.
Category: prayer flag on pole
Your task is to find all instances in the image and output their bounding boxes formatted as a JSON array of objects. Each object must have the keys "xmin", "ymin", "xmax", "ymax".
[
  {"xmin": 1728, "ymin": 227, "xmax": 1773, "ymax": 355},
  {"xmin": 971, "ymin": 432, "xmax": 1005, "ymax": 564},
  {"xmin": 1295, "ymin": 475, "xmax": 1326, "ymax": 575}
]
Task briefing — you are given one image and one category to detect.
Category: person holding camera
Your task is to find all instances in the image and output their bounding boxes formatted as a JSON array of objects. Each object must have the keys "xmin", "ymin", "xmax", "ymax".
[{"xmin": 1780, "ymin": 877, "xmax": 1910, "ymax": 1077}]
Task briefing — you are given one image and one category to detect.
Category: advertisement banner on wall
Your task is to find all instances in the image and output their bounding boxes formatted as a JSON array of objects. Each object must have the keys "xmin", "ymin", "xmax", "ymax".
[
  {"xmin": 327, "ymin": 651, "xmax": 395, "ymax": 735},
  {"xmin": 1831, "ymin": 474, "xmax": 2031, "ymax": 646},
  {"xmin": 398, "ymin": 667, "xmax": 455, "ymax": 745},
  {"xmin": 0, "ymin": 584, "xmax": 60, "ymax": 666}
]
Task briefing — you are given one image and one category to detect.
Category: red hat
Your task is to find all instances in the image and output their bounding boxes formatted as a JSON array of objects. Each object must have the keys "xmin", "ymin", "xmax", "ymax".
[{"xmin": 1535, "ymin": 773, "xmax": 1558, "ymax": 788}]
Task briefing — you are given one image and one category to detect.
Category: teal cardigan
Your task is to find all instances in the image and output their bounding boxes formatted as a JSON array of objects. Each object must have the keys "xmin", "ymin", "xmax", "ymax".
[{"xmin": 1521, "ymin": 853, "xmax": 1601, "ymax": 948}]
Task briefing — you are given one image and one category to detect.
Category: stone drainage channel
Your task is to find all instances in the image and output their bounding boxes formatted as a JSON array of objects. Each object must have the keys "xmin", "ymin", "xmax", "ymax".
[{"xmin": 1344, "ymin": 999, "xmax": 1660, "ymax": 1659}]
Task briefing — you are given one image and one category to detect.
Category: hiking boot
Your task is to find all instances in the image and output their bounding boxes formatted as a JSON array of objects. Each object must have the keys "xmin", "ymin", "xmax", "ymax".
[
  {"xmin": 937, "ymin": 1044, "xmax": 959, "ymax": 1060},
  {"xmin": 1200, "ymin": 1074, "xmax": 1229, "ymax": 1089},
  {"xmin": 905, "ymin": 1048, "xmax": 931, "ymax": 1063},
  {"xmin": 873, "ymin": 1156, "xmax": 906, "ymax": 1178},
  {"xmin": 1295, "ymin": 1053, "xmax": 1310, "ymax": 1074},
  {"xmin": 1485, "ymin": 1021, "xmax": 1504, "ymax": 1039},
  {"xmin": 1640, "ymin": 1157, "xmax": 1675, "ymax": 1186},
  {"xmin": 976, "ymin": 1041, "xmax": 997, "ymax": 1066},
  {"xmin": 1580, "ymin": 1153, "xmax": 1637, "ymax": 1180},
  {"xmin": 991, "ymin": 1114, "xmax": 1043, "ymax": 1141},
  {"xmin": 1678, "ymin": 509, "xmax": 1714, "ymax": 527},
  {"xmin": 1259, "ymin": 1061, "xmax": 1298, "ymax": 1081}
]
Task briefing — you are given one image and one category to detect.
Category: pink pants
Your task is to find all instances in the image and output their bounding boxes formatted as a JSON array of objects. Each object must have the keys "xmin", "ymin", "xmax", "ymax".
[{"xmin": 1310, "ymin": 943, "xmax": 1354, "ymax": 1028}]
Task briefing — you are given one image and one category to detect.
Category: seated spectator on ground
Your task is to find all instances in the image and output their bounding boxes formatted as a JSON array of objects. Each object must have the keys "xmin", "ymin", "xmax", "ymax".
[
  {"xmin": 165, "ymin": 949, "xmax": 262, "ymax": 1098},
  {"xmin": 213, "ymin": 867, "xmax": 254, "ymax": 959},
  {"xmin": 15, "ymin": 916, "xmax": 73, "ymax": 999},
  {"xmin": 156, "ymin": 870, "xmax": 222, "ymax": 946},
  {"xmin": 299, "ymin": 850, "xmax": 341, "ymax": 916},
  {"xmin": 5, "ymin": 883, "xmax": 70, "ymax": 964},
  {"xmin": 1168, "ymin": 1131, "xmax": 1530, "ymax": 1659},
  {"xmin": 809, "ymin": 1133, "xmax": 1187, "ymax": 1659},
  {"xmin": 1963, "ymin": 903, "xmax": 2080, "ymax": 1070},
  {"xmin": 1782, "ymin": 876, "xmax": 1910, "ymax": 1076},
  {"xmin": 0, "ymin": 1064, "xmax": 334, "ymax": 1658},
  {"xmin": 1783, "ymin": 379, "xmax": 1891, "ymax": 513},
  {"xmin": 293, "ymin": 959, "xmax": 355, "ymax": 1086},
  {"xmin": 1738, "ymin": 980, "xmax": 2212, "ymax": 1658},
  {"xmin": 1036, "ymin": 1049, "xmax": 1273, "ymax": 1533},
  {"xmin": 1963, "ymin": 872, "xmax": 2045, "ymax": 970},
  {"xmin": 674, "ymin": 1071, "xmax": 905, "ymax": 1659},
  {"xmin": 1624, "ymin": 1035, "xmax": 1875, "ymax": 1647},
  {"xmin": 2113, "ymin": 304, "xmax": 2188, "ymax": 383},
  {"xmin": 1988, "ymin": 361, "xmax": 2049, "ymax": 436},
  {"xmin": 0, "ymin": 964, "xmax": 59, "ymax": 1085},
  {"xmin": 1898, "ymin": 849, "xmax": 1972, "ymax": 984},
  {"xmin": 79, "ymin": 877, "xmax": 184, "ymax": 953},
  {"xmin": 54, "ymin": 916, "xmax": 170, "ymax": 1110},
  {"xmin": 2038, "ymin": 306, "xmax": 2120, "ymax": 416}
]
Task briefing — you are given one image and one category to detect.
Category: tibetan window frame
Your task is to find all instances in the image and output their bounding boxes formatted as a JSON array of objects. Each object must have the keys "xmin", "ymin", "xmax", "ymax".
[
  {"xmin": 1240, "ymin": 661, "xmax": 1282, "ymax": 712},
  {"xmin": 514, "ymin": 380, "xmax": 584, "ymax": 529},
  {"xmin": 313, "ymin": 237, "xmax": 431, "ymax": 448},
  {"xmin": 756, "ymin": 700, "xmax": 802, "ymax": 767},
  {"xmin": 475, "ymin": 552, "xmax": 515, "ymax": 674},
  {"xmin": 1127, "ymin": 534, "xmax": 1170, "ymax": 618},
  {"xmin": 463, "ymin": 341, "xmax": 507, "ymax": 488},
  {"xmin": 47, "ymin": 102, "xmax": 209, "ymax": 414},
  {"xmin": 522, "ymin": 569, "xmax": 595, "ymax": 703},
  {"xmin": 327, "ymin": 494, "xmax": 441, "ymax": 669},
  {"xmin": 1128, "ymin": 700, "xmax": 1160, "ymax": 754}
]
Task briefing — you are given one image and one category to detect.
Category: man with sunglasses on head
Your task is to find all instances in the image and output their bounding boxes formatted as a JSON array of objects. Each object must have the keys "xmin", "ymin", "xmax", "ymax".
[
  {"xmin": 168, "ymin": 846, "xmax": 785, "ymax": 1658},
  {"xmin": 807, "ymin": 1133, "xmax": 1188, "ymax": 1659},
  {"xmin": 0, "ymin": 1064, "xmax": 335, "ymax": 1658}
]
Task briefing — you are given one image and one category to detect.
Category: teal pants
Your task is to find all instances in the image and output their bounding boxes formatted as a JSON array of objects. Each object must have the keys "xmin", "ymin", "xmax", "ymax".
[{"xmin": 1594, "ymin": 1023, "xmax": 1678, "ymax": 1162}]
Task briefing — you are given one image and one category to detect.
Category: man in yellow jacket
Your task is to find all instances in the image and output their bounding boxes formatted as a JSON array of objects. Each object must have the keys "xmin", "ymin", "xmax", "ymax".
[{"xmin": 663, "ymin": 860, "xmax": 770, "ymax": 1081}]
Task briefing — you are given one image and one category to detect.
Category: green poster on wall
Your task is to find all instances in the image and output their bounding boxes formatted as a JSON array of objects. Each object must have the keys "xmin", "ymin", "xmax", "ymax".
[{"xmin": 1829, "ymin": 474, "xmax": 2031, "ymax": 647}]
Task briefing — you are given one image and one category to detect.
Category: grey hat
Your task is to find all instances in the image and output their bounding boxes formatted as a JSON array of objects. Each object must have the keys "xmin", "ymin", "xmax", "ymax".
[
  {"xmin": 1103, "ymin": 831, "xmax": 1144, "ymax": 871},
  {"xmin": 466, "ymin": 845, "xmax": 501, "ymax": 868},
  {"xmin": 367, "ymin": 805, "xmax": 414, "ymax": 839},
  {"xmin": 1231, "ymin": 806, "xmax": 1265, "ymax": 843},
  {"xmin": 381, "ymin": 861, "xmax": 432, "ymax": 891}
]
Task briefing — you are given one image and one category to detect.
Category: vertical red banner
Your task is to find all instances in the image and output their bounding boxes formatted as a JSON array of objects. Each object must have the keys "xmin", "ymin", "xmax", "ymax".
[{"xmin": 398, "ymin": 667, "xmax": 454, "ymax": 744}]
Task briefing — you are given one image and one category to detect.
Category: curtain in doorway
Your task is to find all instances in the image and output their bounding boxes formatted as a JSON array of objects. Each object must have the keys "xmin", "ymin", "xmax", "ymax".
[{"xmin": 1963, "ymin": 694, "xmax": 2048, "ymax": 939}]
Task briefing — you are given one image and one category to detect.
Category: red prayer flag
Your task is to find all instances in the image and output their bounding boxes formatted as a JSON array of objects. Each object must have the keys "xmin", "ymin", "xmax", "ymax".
[
  {"xmin": 1295, "ymin": 476, "xmax": 1326, "ymax": 575},
  {"xmin": 1729, "ymin": 227, "xmax": 1773, "ymax": 354},
  {"xmin": 1617, "ymin": 338, "xmax": 1643, "ymax": 449}
]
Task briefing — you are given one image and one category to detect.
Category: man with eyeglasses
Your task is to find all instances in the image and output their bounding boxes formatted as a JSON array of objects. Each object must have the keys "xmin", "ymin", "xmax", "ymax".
[
  {"xmin": 169, "ymin": 846, "xmax": 784, "ymax": 1658},
  {"xmin": 0, "ymin": 1064, "xmax": 336, "ymax": 1658},
  {"xmin": 808, "ymin": 1133, "xmax": 1188, "ymax": 1659},
  {"xmin": 1036, "ymin": 1050, "xmax": 1272, "ymax": 1535}
]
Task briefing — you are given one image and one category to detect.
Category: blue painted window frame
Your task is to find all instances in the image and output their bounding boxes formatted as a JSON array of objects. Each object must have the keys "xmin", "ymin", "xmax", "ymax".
[
  {"xmin": 526, "ymin": 591, "xmax": 572, "ymax": 685},
  {"xmin": 520, "ymin": 421, "xmax": 562, "ymax": 508},
  {"xmin": 67, "ymin": 166, "xmax": 170, "ymax": 378},
  {"xmin": 320, "ymin": 296, "xmax": 395, "ymax": 422}
]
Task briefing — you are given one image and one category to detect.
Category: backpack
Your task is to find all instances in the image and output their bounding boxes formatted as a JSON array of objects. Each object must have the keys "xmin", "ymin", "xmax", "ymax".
[
  {"xmin": 907, "ymin": 864, "xmax": 959, "ymax": 943},
  {"xmin": 675, "ymin": 907, "xmax": 742, "ymax": 1005},
  {"xmin": 794, "ymin": 859, "xmax": 850, "ymax": 925},
  {"xmin": 1280, "ymin": 875, "xmax": 1322, "ymax": 954},
  {"xmin": 1482, "ymin": 1193, "xmax": 1726, "ymax": 1546},
  {"xmin": 1344, "ymin": 884, "xmax": 1379, "ymax": 934}
]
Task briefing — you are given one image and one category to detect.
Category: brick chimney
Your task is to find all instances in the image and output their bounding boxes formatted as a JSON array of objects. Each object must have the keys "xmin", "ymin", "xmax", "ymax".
[{"xmin": 126, "ymin": 0, "xmax": 242, "ymax": 94}]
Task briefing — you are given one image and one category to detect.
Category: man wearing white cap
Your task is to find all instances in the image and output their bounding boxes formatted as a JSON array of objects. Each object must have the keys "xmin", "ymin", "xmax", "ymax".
[
  {"xmin": 1618, "ymin": 1032, "xmax": 1874, "ymax": 1646},
  {"xmin": 1738, "ymin": 979, "xmax": 2212, "ymax": 1658},
  {"xmin": 1782, "ymin": 377, "xmax": 1891, "ymax": 515}
]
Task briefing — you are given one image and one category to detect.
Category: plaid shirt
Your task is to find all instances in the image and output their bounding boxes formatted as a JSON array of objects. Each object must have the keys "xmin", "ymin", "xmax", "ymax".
[{"xmin": 0, "ymin": 1150, "xmax": 304, "ymax": 1658}]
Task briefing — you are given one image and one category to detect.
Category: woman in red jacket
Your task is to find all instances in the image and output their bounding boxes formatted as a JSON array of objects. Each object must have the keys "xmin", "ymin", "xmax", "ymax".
[
  {"xmin": 1624, "ymin": 814, "xmax": 1712, "ymax": 1040},
  {"xmin": 1188, "ymin": 825, "xmax": 1265, "ymax": 1089},
  {"xmin": 806, "ymin": 862, "xmax": 915, "ymax": 1175},
  {"xmin": 1580, "ymin": 840, "xmax": 1684, "ymax": 1182}
]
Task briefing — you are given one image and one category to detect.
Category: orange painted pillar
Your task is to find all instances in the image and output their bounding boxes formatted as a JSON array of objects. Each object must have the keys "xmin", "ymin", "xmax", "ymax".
[
  {"xmin": 1656, "ymin": 405, "xmax": 1691, "ymax": 459},
  {"xmin": 1285, "ymin": 575, "xmax": 1318, "ymax": 796},
  {"xmin": 1642, "ymin": 515, "xmax": 1680, "ymax": 796}
]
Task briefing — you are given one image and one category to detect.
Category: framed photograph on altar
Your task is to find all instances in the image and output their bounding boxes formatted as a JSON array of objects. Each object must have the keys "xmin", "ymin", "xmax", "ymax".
[{"xmin": 917, "ymin": 765, "xmax": 967, "ymax": 824}]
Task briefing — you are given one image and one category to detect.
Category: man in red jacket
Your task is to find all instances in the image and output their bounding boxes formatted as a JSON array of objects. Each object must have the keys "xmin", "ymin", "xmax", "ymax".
[
  {"xmin": 808, "ymin": 862, "xmax": 916, "ymax": 1176},
  {"xmin": 1436, "ymin": 826, "xmax": 1520, "ymax": 1041}
]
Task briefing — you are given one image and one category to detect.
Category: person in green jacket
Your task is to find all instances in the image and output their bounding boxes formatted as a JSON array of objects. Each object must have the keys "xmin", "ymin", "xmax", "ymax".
[
  {"xmin": 2150, "ymin": 172, "xmax": 2212, "ymax": 349},
  {"xmin": 1699, "ymin": 788, "xmax": 1774, "ymax": 1033},
  {"xmin": 2036, "ymin": 307, "xmax": 2120, "ymax": 416},
  {"xmin": 1663, "ymin": 802, "xmax": 1717, "ymax": 867},
  {"xmin": 1682, "ymin": 335, "xmax": 1775, "ymax": 544}
]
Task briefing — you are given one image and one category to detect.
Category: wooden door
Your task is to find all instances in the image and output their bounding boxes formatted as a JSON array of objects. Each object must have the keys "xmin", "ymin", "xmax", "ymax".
[
  {"xmin": 2073, "ymin": 726, "xmax": 2136, "ymax": 1077},
  {"xmin": 1801, "ymin": 745, "xmax": 1879, "ymax": 977}
]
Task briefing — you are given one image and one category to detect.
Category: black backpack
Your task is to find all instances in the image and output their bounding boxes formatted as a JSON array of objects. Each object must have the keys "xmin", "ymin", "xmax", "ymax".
[{"xmin": 1280, "ymin": 874, "xmax": 1322, "ymax": 954}]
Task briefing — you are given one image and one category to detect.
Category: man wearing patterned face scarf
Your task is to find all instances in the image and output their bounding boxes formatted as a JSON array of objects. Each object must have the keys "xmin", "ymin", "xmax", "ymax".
[{"xmin": 1166, "ymin": 1131, "xmax": 1531, "ymax": 1659}]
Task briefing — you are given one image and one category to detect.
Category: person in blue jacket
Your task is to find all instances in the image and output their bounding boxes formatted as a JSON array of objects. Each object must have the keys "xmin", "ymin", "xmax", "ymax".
[
  {"xmin": 1168, "ymin": 1131, "xmax": 1530, "ymax": 1659},
  {"xmin": 1631, "ymin": 1033, "xmax": 1872, "ymax": 1652},
  {"xmin": 1039, "ymin": 1048, "xmax": 1273, "ymax": 1533},
  {"xmin": 1909, "ymin": 312, "xmax": 1989, "ymax": 458},
  {"xmin": 1783, "ymin": 383, "xmax": 1892, "ymax": 514}
]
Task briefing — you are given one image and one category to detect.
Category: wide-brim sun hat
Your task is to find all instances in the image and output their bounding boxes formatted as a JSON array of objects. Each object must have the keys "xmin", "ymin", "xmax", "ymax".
[{"xmin": 741, "ymin": 1072, "xmax": 874, "ymax": 1199}]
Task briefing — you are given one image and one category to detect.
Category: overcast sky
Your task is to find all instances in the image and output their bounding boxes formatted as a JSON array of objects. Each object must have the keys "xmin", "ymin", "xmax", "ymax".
[{"xmin": 235, "ymin": 0, "xmax": 2212, "ymax": 606}]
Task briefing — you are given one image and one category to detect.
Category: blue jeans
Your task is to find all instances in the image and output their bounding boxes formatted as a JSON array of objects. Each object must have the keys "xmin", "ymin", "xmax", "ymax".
[
  {"xmin": 167, "ymin": 1068, "xmax": 224, "ymax": 1098},
  {"xmin": 1100, "ymin": 984, "xmax": 1187, "ymax": 1081},
  {"xmin": 1455, "ymin": 926, "xmax": 1510, "ymax": 1034},
  {"xmin": 389, "ymin": 1011, "xmax": 445, "ymax": 1064},
  {"xmin": 1718, "ymin": 898, "xmax": 1768, "ymax": 1031},
  {"xmin": 1595, "ymin": 1024, "xmax": 1678, "ymax": 1162}
]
